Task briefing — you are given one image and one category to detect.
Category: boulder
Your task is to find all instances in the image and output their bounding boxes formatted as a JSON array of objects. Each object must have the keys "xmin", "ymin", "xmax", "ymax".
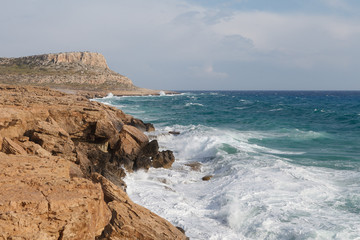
[
  {"xmin": 94, "ymin": 118, "xmax": 119, "ymax": 149},
  {"xmin": 129, "ymin": 118, "xmax": 155, "ymax": 132},
  {"xmin": 152, "ymin": 150, "xmax": 175, "ymax": 169},
  {"xmin": 202, "ymin": 175, "xmax": 213, "ymax": 181},
  {"xmin": 118, "ymin": 125, "xmax": 149, "ymax": 157},
  {"xmin": 140, "ymin": 140, "xmax": 159, "ymax": 158},
  {"xmin": 169, "ymin": 131, "xmax": 180, "ymax": 135}
]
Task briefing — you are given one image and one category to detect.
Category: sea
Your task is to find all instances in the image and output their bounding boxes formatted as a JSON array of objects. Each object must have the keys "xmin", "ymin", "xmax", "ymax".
[{"xmin": 94, "ymin": 91, "xmax": 360, "ymax": 240}]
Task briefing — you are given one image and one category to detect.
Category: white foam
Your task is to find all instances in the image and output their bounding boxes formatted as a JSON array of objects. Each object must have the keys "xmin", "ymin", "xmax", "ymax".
[
  {"xmin": 104, "ymin": 92, "xmax": 114, "ymax": 98},
  {"xmin": 269, "ymin": 108, "xmax": 283, "ymax": 112},
  {"xmin": 185, "ymin": 102, "xmax": 204, "ymax": 107},
  {"xmin": 159, "ymin": 91, "xmax": 166, "ymax": 96},
  {"xmin": 126, "ymin": 125, "xmax": 360, "ymax": 239}
]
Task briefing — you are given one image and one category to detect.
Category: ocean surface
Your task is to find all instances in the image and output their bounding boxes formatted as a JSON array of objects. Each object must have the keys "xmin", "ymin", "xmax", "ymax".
[{"xmin": 95, "ymin": 91, "xmax": 360, "ymax": 240}]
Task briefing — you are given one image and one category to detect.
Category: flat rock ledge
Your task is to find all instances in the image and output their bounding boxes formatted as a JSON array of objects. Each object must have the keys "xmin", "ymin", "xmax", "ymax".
[{"xmin": 0, "ymin": 84, "xmax": 187, "ymax": 240}]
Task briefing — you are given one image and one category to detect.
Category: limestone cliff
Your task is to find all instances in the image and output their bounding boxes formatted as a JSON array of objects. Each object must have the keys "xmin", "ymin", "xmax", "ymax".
[
  {"xmin": 0, "ymin": 52, "xmax": 137, "ymax": 91},
  {"xmin": 0, "ymin": 85, "xmax": 187, "ymax": 240}
]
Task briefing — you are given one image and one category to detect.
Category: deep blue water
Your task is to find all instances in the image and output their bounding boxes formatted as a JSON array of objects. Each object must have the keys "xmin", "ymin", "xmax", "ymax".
[{"xmin": 95, "ymin": 91, "xmax": 360, "ymax": 240}]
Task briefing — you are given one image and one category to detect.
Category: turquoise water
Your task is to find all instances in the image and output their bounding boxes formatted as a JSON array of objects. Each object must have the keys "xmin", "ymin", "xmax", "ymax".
[{"xmin": 96, "ymin": 91, "xmax": 360, "ymax": 239}]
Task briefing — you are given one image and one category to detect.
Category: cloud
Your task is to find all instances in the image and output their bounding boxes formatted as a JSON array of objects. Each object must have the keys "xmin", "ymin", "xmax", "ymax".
[
  {"xmin": 0, "ymin": 0, "xmax": 359, "ymax": 90},
  {"xmin": 191, "ymin": 65, "xmax": 228, "ymax": 79},
  {"xmin": 320, "ymin": 0, "xmax": 352, "ymax": 11}
]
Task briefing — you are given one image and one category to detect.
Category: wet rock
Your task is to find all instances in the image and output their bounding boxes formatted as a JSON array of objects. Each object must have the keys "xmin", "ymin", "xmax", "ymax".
[
  {"xmin": 169, "ymin": 131, "xmax": 180, "ymax": 135},
  {"xmin": 102, "ymin": 162, "xmax": 127, "ymax": 191},
  {"xmin": 202, "ymin": 175, "xmax": 213, "ymax": 181},
  {"xmin": 140, "ymin": 140, "xmax": 159, "ymax": 158},
  {"xmin": 134, "ymin": 156, "xmax": 152, "ymax": 170},
  {"xmin": 152, "ymin": 150, "xmax": 175, "ymax": 169},
  {"xmin": 145, "ymin": 123, "xmax": 156, "ymax": 132}
]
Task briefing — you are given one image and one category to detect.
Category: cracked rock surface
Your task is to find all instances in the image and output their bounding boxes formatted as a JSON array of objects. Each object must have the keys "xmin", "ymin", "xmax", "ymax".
[{"xmin": 0, "ymin": 153, "xmax": 111, "ymax": 240}]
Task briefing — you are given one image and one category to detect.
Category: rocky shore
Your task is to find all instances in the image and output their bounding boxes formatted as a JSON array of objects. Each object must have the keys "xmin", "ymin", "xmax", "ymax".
[{"xmin": 0, "ymin": 84, "xmax": 187, "ymax": 239}]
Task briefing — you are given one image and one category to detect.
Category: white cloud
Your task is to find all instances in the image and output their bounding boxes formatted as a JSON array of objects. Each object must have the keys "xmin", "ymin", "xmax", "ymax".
[
  {"xmin": 191, "ymin": 65, "xmax": 228, "ymax": 79},
  {"xmin": 1, "ymin": 0, "xmax": 360, "ymax": 89},
  {"xmin": 320, "ymin": 0, "xmax": 352, "ymax": 11}
]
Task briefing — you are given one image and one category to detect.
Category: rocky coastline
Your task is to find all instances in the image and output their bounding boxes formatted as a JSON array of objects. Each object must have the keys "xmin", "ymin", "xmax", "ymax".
[{"xmin": 0, "ymin": 84, "xmax": 188, "ymax": 239}]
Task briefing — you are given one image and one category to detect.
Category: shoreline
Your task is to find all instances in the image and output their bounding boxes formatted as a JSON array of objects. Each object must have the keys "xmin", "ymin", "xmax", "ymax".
[
  {"xmin": 0, "ymin": 84, "xmax": 188, "ymax": 239},
  {"xmin": 53, "ymin": 87, "xmax": 179, "ymax": 99}
]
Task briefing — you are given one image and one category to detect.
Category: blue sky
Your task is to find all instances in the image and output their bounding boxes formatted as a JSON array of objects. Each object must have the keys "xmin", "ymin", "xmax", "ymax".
[{"xmin": 1, "ymin": 0, "xmax": 360, "ymax": 90}]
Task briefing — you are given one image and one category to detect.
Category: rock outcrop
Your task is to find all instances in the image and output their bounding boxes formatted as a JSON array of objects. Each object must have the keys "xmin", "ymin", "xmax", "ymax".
[
  {"xmin": 0, "ymin": 84, "xmax": 187, "ymax": 240},
  {"xmin": 0, "ymin": 52, "xmax": 135, "ymax": 91},
  {"xmin": 46, "ymin": 52, "xmax": 109, "ymax": 69}
]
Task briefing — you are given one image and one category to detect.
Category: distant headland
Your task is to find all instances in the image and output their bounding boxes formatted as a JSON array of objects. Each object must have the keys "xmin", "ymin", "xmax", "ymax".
[{"xmin": 0, "ymin": 51, "xmax": 175, "ymax": 97}]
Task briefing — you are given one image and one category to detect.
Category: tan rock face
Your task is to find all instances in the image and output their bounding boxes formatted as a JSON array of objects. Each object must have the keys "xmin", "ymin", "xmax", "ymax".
[
  {"xmin": 46, "ymin": 52, "xmax": 109, "ymax": 69},
  {"xmin": 1, "ymin": 137, "xmax": 27, "ymax": 155},
  {"xmin": 0, "ymin": 85, "xmax": 187, "ymax": 239},
  {"xmin": 0, "ymin": 153, "xmax": 111, "ymax": 240}
]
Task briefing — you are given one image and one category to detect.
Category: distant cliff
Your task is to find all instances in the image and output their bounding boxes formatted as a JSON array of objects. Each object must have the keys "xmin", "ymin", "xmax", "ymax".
[{"xmin": 0, "ymin": 52, "xmax": 137, "ymax": 91}]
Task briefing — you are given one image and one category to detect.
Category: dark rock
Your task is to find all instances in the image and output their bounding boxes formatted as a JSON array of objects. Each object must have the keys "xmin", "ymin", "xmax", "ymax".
[
  {"xmin": 141, "ymin": 140, "xmax": 159, "ymax": 158},
  {"xmin": 145, "ymin": 122, "xmax": 155, "ymax": 132},
  {"xmin": 112, "ymin": 152, "xmax": 134, "ymax": 172},
  {"xmin": 75, "ymin": 148, "xmax": 94, "ymax": 176},
  {"xmin": 75, "ymin": 142, "xmax": 111, "ymax": 174},
  {"xmin": 152, "ymin": 150, "xmax": 175, "ymax": 169},
  {"xmin": 134, "ymin": 156, "xmax": 152, "ymax": 170},
  {"xmin": 169, "ymin": 131, "xmax": 180, "ymax": 135},
  {"xmin": 176, "ymin": 226, "xmax": 186, "ymax": 234},
  {"xmin": 102, "ymin": 163, "xmax": 127, "ymax": 191},
  {"xmin": 202, "ymin": 175, "xmax": 213, "ymax": 181}
]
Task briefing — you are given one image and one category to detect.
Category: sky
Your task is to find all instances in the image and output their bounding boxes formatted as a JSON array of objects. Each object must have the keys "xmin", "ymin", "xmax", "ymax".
[{"xmin": 1, "ymin": 0, "xmax": 360, "ymax": 90}]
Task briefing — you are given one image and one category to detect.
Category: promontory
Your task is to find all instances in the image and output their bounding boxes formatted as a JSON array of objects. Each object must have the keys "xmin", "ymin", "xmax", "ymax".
[{"xmin": 0, "ymin": 51, "xmax": 174, "ymax": 97}]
